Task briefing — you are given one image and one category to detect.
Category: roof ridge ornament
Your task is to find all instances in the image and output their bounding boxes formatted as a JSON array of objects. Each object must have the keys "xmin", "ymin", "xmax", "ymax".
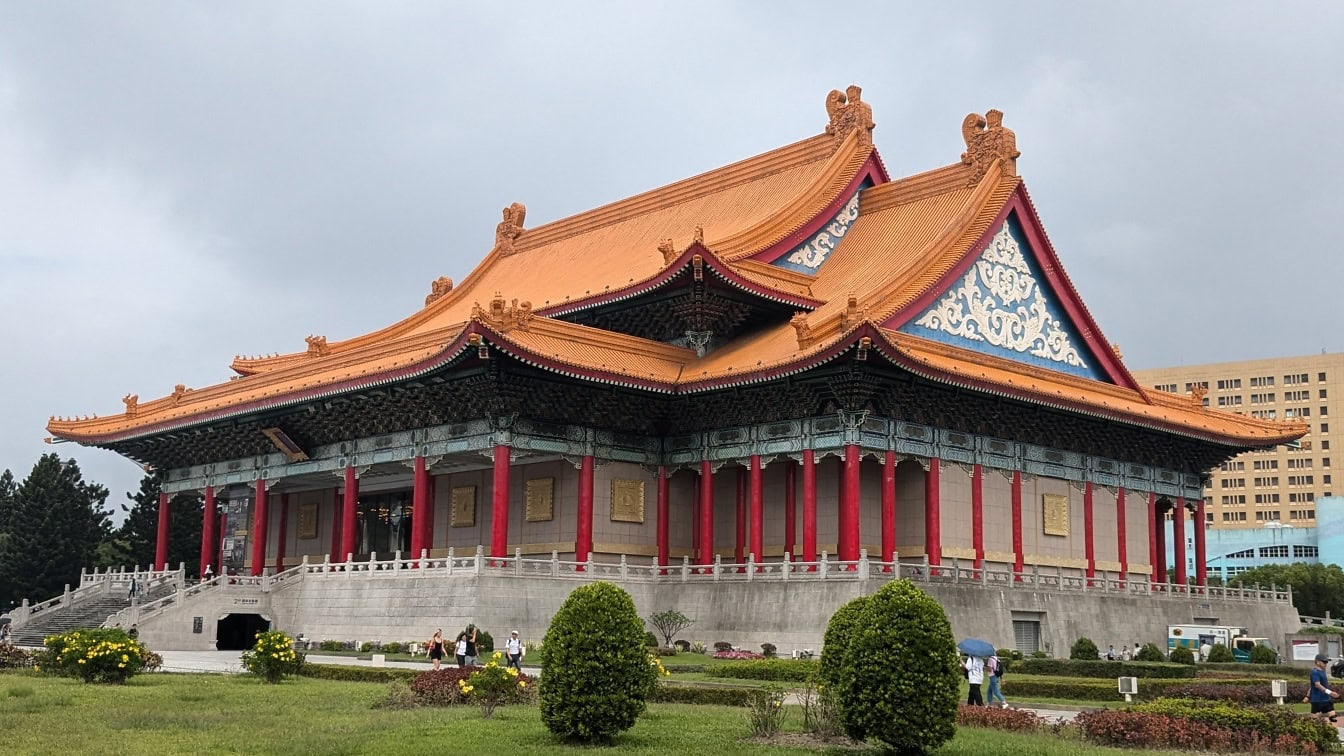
[
  {"xmin": 791, "ymin": 312, "xmax": 818, "ymax": 349},
  {"xmin": 472, "ymin": 293, "xmax": 534, "ymax": 332},
  {"xmin": 493, "ymin": 202, "xmax": 527, "ymax": 256},
  {"xmin": 825, "ymin": 85, "xmax": 875, "ymax": 150},
  {"xmin": 1190, "ymin": 383, "xmax": 1208, "ymax": 406},
  {"xmin": 305, "ymin": 335, "xmax": 330, "ymax": 356},
  {"xmin": 122, "ymin": 393, "xmax": 138, "ymax": 418},
  {"xmin": 960, "ymin": 109, "xmax": 1020, "ymax": 186},
  {"xmin": 424, "ymin": 276, "xmax": 454, "ymax": 307},
  {"xmin": 839, "ymin": 295, "xmax": 866, "ymax": 331},
  {"xmin": 658, "ymin": 239, "xmax": 678, "ymax": 266}
]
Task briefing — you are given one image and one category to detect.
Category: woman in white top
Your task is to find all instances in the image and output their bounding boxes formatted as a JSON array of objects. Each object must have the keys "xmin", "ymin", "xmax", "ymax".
[
  {"xmin": 455, "ymin": 632, "xmax": 468, "ymax": 667},
  {"xmin": 963, "ymin": 655, "xmax": 985, "ymax": 706}
]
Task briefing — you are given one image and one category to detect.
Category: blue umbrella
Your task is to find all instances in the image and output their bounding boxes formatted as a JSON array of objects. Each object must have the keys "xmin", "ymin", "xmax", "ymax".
[{"xmin": 957, "ymin": 638, "xmax": 996, "ymax": 658}]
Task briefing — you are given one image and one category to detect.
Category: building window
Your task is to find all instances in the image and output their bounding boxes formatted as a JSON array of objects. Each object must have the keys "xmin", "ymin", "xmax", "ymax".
[
  {"xmin": 1254, "ymin": 460, "xmax": 1279, "ymax": 470},
  {"xmin": 1153, "ymin": 383, "xmax": 1178, "ymax": 393},
  {"xmin": 1220, "ymin": 460, "xmax": 1246, "ymax": 471},
  {"xmin": 1221, "ymin": 478, "xmax": 1246, "ymax": 489},
  {"xmin": 1251, "ymin": 393, "xmax": 1276, "ymax": 404},
  {"xmin": 1286, "ymin": 373, "xmax": 1310, "ymax": 386},
  {"xmin": 1290, "ymin": 511, "xmax": 1317, "ymax": 523},
  {"xmin": 1322, "ymin": 389, "xmax": 1329, "ymax": 399},
  {"xmin": 1322, "ymin": 406, "xmax": 1329, "ymax": 417},
  {"xmin": 1294, "ymin": 544, "xmax": 1319, "ymax": 557},
  {"xmin": 1324, "ymin": 440, "xmax": 1331, "ymax": 450},
  {"xmin": 1251, "ymin": 376, "xmax": 1275, "ymax": 387},
  {"xmin": 1185, "ymin": 381, "xmax": 1210, "ymax": 392},
  {"xmin": 1254, "ymin": 493, "xmax": 1280, "ymax": 504},
  {"xmin": 1288, "ymin": 475, "xmax": 1314, "ymax": 486},
  {"xmin": 1325, "ymin": 458, "xmax": 1332, "ymax": 468},
  {"xmin": 1251, "ymin": 410, "xmax": 1278, "ymax": 419},
  {"xmin": 1287, "ymin": 390, "xmax": 1310, "ymax": 402},
  {"xmin": 1253, "ymin": 477, "xmax": 1279, "ymax": 487},
  {"xmin": 1260, "ymin": 545, "xmax": 1289, "ymax": 558},
  {"xmin": 1217, "ymin": 379, "xmax": 1242, "ymax": 390},
  {"xmin": 1221, "ymin": 495, "xmax": 1246, "ymax": 505},
  {"xmin": 1323, "ymin": 423, "xmax": 1331, "ymax": 433},
  {"xmin": 1218, "ymin": 396, "xmax": 1244, "ymax": 407},
  {"xmin": 1326, "ymin": 474, "xmax": 1333, "ymax": 485},
  {"xmin": 1287, "ymin": 458, "xmax": 1313, "ymax": 469},
  {"xmin": 1320, "ymin": 372, "xmax": 1328, "ymax": 382},
  {"xmin": 1289, "ymin": 491, "xmax": 1318, "ymax": 503}
]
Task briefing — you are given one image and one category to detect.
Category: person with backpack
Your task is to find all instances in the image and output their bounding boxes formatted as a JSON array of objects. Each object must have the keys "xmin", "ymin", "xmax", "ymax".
[{"xmin": 985, "ymin": 653, "xmax": 1008, "ymax": 708}]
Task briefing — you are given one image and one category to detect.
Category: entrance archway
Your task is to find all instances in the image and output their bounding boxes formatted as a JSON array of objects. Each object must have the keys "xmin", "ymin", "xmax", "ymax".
[{"xmin": 216, "ymin": 613, "xmax": 271, "ymax": 650}]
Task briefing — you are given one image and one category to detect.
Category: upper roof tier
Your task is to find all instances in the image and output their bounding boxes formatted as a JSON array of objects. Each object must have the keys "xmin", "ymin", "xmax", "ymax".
[{"xmin": 48, "ymin": 88, "xmax": 1307, "ymax": 450}]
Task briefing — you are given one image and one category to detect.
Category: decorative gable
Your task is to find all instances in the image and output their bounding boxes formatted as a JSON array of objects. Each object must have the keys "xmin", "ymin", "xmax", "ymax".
[
  {"xmin": 900, "ymin": 214, "xmax": 1103, "ymax": 381},
  {"xmin": 770, "ymin": 181, "xmax": 868, "ymax": 275}
]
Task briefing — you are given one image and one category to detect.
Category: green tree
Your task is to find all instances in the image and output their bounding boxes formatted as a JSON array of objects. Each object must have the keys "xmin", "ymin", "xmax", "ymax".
[
  {"xmin": 0, "ymin": 469, "xmax": 16, "ymax": 536},
  {"xmin": 645, "ymin": 609, "xmax": 693, "ymax": 647},
  {"xmin": 1230, "ymin": 562, "xmax": 1344, "ymax": 619},
  {"xmin": 114, "ymin": 475, "xmax": 203, "ymax": 577},
  {"xmin": 1070, "ymin": 636, "xmax": 1100, "ymax": 660},
  {"xmin": 0, "ymin": 454, "xmax": 111, "ymax": 609}
]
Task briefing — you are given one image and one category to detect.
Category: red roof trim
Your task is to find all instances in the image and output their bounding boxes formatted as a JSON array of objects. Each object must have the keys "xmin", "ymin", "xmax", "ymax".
[{"xmin": 748, "ymin": 151, "xmax": 889, "ymax": 266}]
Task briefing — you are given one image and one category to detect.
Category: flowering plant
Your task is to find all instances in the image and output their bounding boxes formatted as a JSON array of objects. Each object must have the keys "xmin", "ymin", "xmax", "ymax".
[
  {"xmin": 241, "ymin": 630, "xmax": 304, "ymax": 684},
  {"xmin": 712, "ymin": 649, "xmax": 764, "ymax": 660},
  {"xmin": 43, "ymin": 629, "xmax": 146, "ymax": 684},
  {"xmin": 458, "ymin": 651, "xmax": 531, "ymax": 718}
]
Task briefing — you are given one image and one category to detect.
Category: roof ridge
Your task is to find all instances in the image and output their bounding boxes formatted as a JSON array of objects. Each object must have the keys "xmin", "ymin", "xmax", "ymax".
[
  {"xmin": 861, "ymin": 163, "xmax": 974, "ymax": 214},
  {"xmin": 508, "ymin": 317, "xmax": 696, "ymax": 361}
]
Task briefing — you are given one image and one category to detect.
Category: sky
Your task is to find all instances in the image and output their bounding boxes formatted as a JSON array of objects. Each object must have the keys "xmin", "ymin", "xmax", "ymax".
[{"xmin": 1, "ymin": 2, "xmax": 1342, "ymax": 513}]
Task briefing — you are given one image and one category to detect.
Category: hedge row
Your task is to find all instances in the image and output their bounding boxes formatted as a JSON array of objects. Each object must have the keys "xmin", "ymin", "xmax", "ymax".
[
  {"xmin": 702, "ymin": 658, "xmax": 818, "ymax": 682},
  {"xmin": 297, "ymin": 663, "xmax": 419, "ymax": 684},
  {"xmin": 650, "ymin": 684, "xmax": 753, "ymax": 706},
  {"xmin": 1197, "ymin": 662, "xmax": 1308, "ymax": 679},
  {"xmin": 1003, "ymin": 675, "xmax": 1289, "ymax": 702},
  {"xmin": 661, "ymin": 664, "xmax": 707, "ymax": 674},
  {"xmin": 1013, "ymin": 658, "xmax": 1197, "ymax": 679}
]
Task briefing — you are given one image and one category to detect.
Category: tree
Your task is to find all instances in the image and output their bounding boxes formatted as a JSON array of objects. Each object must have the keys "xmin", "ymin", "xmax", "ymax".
[
  {"xmin": 1230, "ymin": 562, "xmax": 1344, "ymax": 619},
  {"xmin": 1070, "ymin": 636, "xmax": 1100, "ymax": 660},
  {"xmin": 646, "ymin": 609, "xmax": 693, "ymax": 647},
  {"xmin": 0, "ymin": 454, "xmax": 111, "ymax": 608},
  {"xmin": 113, "ymin": 475, "xmax": 204, "ymax": 577}
]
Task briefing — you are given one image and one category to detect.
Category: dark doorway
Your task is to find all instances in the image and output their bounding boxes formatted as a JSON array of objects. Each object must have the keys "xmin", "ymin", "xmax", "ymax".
[{"xmin": 216, "ymin": 613, "xmax": 270, "ymax": 650}]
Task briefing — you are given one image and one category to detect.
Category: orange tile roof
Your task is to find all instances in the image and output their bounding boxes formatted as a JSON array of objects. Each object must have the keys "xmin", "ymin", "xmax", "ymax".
[{"xmin": 49, "ymin": 104, "xmax": 1305, "ymax": 452}]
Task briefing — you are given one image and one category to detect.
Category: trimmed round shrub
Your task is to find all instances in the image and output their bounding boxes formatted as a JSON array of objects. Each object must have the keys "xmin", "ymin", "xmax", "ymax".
[
  {"xmin": 1169, "ymin": 646, "xmax": 1196, "ymax": 665},
  {"xmin": 381, "ymin": 642, "xmax": 404, "ymax": 655},
  {"xmin": 539, "ymin": 581, "xmax": 658, "ymax": 742},
  {"xmin": 832, "ymin": 580, "xmax": 958, "ymax": 753},
  {"xmin": 42, "ymin": 628, "xmax": 148, "ymax": 684},
  {"xmin": 241, "ymin": 630, "xmax": 304, "ymax": 683},
  {"xmin": 1205, "ymin": 644, "xmax": 1235, "ymax": 663},
  {"xmin": 644, "ymin": 631, "xmax": 658, "ymax": 647},
  {"xmin": 476, "ymin": 630, "xmax": 495, "ymax": 653},
  {"xmin": 1070, "ymin": 636, "xmax": 1100, "ymax": 660},
  {"xmin": 819, "ymin": 595, "xmax": 869, "ymax": 688},
  {"xmin": 1136, "ymin": 643, "xmax": 1166, "ymax": 662},
  {"xmin": 1249, "ymin": 644, "xmax": 1278, "ymax": 665}
]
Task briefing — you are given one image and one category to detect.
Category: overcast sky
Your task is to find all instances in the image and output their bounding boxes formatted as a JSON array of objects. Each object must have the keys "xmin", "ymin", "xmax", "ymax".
[{"xmin": 2, "ymin": 2, "xmax": 1341, "ymax": 511}]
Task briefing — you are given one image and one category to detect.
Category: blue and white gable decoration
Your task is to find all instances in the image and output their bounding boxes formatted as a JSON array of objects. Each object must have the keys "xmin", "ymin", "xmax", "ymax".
[
  {"xmin": 903, "ymin": 217, "xmax": 1102, "ymax": 380},
  {"xmin": 771, "ymin": 187, "xmax": 863, "ymax": 275}
]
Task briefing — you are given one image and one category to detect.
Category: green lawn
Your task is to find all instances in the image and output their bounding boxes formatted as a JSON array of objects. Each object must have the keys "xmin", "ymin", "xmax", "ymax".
[{"xmin": 0, "ymin": 671, "xmax": 1213, "ymax": 755}]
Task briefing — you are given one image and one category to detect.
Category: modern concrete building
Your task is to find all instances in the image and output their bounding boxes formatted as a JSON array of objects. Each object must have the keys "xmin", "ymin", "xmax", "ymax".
[
  {"xmin": 1166, "ymin": 495, "xmax": 1344, "ymax": 583},
  {"xmin": 1133, "ymin": 354, "xmax": 1341, "ymax": 531}
]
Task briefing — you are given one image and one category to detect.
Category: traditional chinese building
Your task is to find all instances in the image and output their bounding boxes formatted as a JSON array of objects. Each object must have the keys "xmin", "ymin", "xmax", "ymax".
[{"xmin": 48, "ymin": 87, "xmax": 1305, "ymax": 611}]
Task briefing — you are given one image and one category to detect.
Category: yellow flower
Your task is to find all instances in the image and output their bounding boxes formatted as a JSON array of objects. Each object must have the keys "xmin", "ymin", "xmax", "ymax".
[
  {"xmin": 77, "ymin": 659, "xmax": 86, "ymax": 664},
  {"xmin": 518, "ymin": 680, "xmax": 527, "ymax": 688},
  {"xmin": 118, "ymin": 663, "xmax": 126, "ymax": 668},
  {"xmin": 507, "ymin": 668, "xmax": 518, "ymax": 677}
]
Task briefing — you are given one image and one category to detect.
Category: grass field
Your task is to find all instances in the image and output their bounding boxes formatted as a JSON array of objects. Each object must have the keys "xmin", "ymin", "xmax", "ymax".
[{"xmin": 0, "ymin": 671, "xmax": 1208, "ymax": 755}]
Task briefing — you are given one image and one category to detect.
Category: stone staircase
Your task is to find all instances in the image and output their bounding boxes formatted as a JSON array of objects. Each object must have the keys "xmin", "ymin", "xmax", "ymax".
[{"xmin": 8, "ymin": 586, "xmax": 174, "ymax": 646}]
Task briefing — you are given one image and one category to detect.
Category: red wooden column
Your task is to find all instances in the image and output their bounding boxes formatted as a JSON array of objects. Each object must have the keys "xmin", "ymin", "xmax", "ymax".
[
  {"xmin": 411, "ymin": 456, "xmax": 429, "ymax": 563},
  {"xmin": 698, "ymin": 460, "xmax": 715, "ymax": 567},
  {"xmin": 341, "ymin": 467, "xmax": 358, "ymax": 562},
  {"xmin": 576, "ymin": 455, "xmax": 594, "ymax": 565},
  {"xmin": 274, "ymin": 493, "xmax": 289, "ymax": 573},
  {"xmin": 691, "ymin": 472, "xmax": 701, "ymax": 560},
  {"xmin": 656, "ymin": 465, "xmax": 670, "ymax": 568},
  {"xmin": 1172, "ymin": 497, "xmax": 1187, "ymax": 585},
  {"xmin": 1194, "ymin": 499, "xmax": 1207, "ymax": 587},
  {"xmin": 880, "ymin": 451, "xmax": 896, "ymax": 568},
  {"xmin": 734, "ymin": 467, "xmax": 746, "ymax": 565},
  {"xmin": 200, "ymin": 485, "xmax": 216, "ymax": 577},
  {"xmin": 971, "ymin": 464, "xmax": 984, "ymax": 572},
  {"xmin": 154, "ymin": 492, "xmax": 170, "ymax": 571},
  {"xmin": 748, "ymin": 456, "xmax": 763, "ymax": 566},
  {"xmin": 1083, "ymin": 482, "xmax": 1095, "ymax": 581},
  {"xmin": 425, "ymin": 474, "xmax": 437, "ymax": 557},
  {"xmin": 1011, "ymin": 471, "xmax": 1024, "ymax": 579},
  {"xmin": 1151, "ymin": 493, "xmax": 1166, "ymax": 584},
  {"xmin": 784, "ymin": 461, "xmax": 797, "ymax": 558},
  {"xmin": 802, "ymin": 450, "xmax": 817, "ymax": 566},
  {"xmin": 249, "ymin": 480, "xmax": 268, "ymax": 577},
  {"xmin": 925, "ymin": 458, "xmax": 942, "ymax": 570},
  {"xmin": 1116, "ymin": 487, "xmax": 1128, "ymax": 579},
  {"xmin": 490, "ymin": 444, "xmax": 511, "ymax": 559},
  {"xmin": 216, "ymin": 512, "xmax": 226, "ymax": 576},
  {"xmin": 329, "ymin": 487, "xmax": 343, "ymax": 563},
  {"xmin": 840, "ymin": 445, "xmax": 860, "ymax": 564}
]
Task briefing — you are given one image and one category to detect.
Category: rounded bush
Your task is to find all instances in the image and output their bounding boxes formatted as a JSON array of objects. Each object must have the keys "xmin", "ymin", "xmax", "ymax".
[
  {"xmin": 831, "ymin": 581, "xmax": 958, "ymax": 753},
  {"xmin": 241, "ymin": 630, "xmax": 304, "ymax": 683},
  {"xmin": 539, "ymin": 581, "xmax": 659, "ymax": 742},
  {"xmin": 1169, "ymin": 646, "xmax": 1196, "ymax": 665},
  {"xmin": 1205, "ymin": 644, "xmax": 1235, "ymax": 663},
  {"xmin": 42, "ymin": 628, "xmax": 148, "ymax": 684},
  {"xmin": 644, "ymin": 631, "xmax": 658, "ymax": 647},
  {"xmin": 1070, "ymin": 636, "xmax": 1100, "ymax": 660},
  {"xmin": 1136, "ymin": 643, "xmax": 1166, "ymax": 662},
  {"xmin": 819, "ymin": 595, "xmax": 869, "ymax": 688},
  {"xmin": 1248, "ymin": 644, "xmax": 1278, "ymax": 665}
]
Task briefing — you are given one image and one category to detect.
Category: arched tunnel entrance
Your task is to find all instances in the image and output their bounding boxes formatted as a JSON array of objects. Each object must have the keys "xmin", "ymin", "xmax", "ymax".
[{"xmin": 216, "ymin": 613, "xmax": 271, "ymax": 651}]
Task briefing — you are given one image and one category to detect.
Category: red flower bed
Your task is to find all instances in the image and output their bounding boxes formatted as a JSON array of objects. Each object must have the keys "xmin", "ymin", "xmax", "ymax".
[
  {"xmin": 711, "ymin": 650, "xmax": 764, "ymax": 660},
  {"xmin": 1160, "ymin": 681, "xmax": 1309, "ymax": 704},
  {"xmin": 956, "ymin": 705, "xmax": 1044, "ymax": 732},
  {"xmin": 1075, "ymin": 707, "xmax": 1331, "ymax": 754},
  {"xmin": 409, "ymin": 666, "xmax": 534, "ymax": 707}
]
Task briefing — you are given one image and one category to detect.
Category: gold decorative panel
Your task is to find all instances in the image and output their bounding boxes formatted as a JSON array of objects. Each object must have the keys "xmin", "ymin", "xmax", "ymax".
[
  {"xmin": 297, "ymin": 502, "xmax": 319, "ymax": 540},
  {"xmin": 526, "ymin": 478, "xmax": 554, "ymax": 522},
  {"xmin": 1042, "ymin": 493, "xmax": 1069, "ymax": 537},
  {"xmin": 610, "ymin": 479, "xmax": 645, "ymax": 523},
  {"xmin": 451, "ymin": 486, "xmax": 477, "ymax": 528}
]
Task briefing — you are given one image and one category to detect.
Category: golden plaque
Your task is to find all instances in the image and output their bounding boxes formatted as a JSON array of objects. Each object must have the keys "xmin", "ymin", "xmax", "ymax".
[
  {"xmin": 1042, "ymin": 493, "xmax": 1069, "ymax": 537},
  {"xmin": 526, "ymin": 478, "xmax": 554, "ymax": 522},
  {"xmin": 451, "ymin": 486, "xmax": 477, "ymax": 527},
  {"xmin": 297, "ymin": 502, "xmax": 319, "ymax": 540},
  {"xmin": 611, "ymin": 479, "xmax": 645, "ymax": 523}
]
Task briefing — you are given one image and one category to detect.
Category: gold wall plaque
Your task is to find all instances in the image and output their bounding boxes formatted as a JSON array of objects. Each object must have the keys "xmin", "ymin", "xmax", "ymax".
[
  {"xmin": 526, "ymin": 478, "xmax": 554, "ymax": 522},
  {"xmin": 611, "ymin": 479, "xmax": 646, "ymax": 523},
  {"xmin": 1042, "ymin": 493, "xmax": 1069, "ymax": 537},
  {"xmin": 451, "ymin": 486, "xmax": 477, "ymax": 527},
  {"xmin": 297, "ymin": 502, "xmax": 319, "ymax": 540}
]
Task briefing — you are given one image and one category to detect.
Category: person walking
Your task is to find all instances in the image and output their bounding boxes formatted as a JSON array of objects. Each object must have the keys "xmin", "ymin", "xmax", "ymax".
[
  {"xmin": 506, "ymin": 630, "xmax": 523, "ymax": 671},
  {"xmin": 427, "ymin": 629, "xmax": 446, "ymax": 671},
  {"xmin": 127, "ymin": 577, "xmax": 138, "ymax": 600},
  {"xmin": 963, "ymin": 655, "xmax": 985, "ymax": 706},
  {"xmin": 463, "ymin": 624, "xmax": 479, "ymax": 666},
  {"xmin": 1306, "ymin": 653, "xmax": 1340, "ymax": 724},
  {"xmin": 454, "ymin": 632, "xmax": 468, "ymax": 667},
  {"xmin": 985, "ymin": 653, "xmax": 1008, "ymax": 708}
]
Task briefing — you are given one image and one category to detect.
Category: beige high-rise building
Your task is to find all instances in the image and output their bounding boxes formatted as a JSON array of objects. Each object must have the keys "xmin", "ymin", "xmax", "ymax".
[{"xmin": 1132, "ymin": 354, "xmax": 1340, "ymax": 529}]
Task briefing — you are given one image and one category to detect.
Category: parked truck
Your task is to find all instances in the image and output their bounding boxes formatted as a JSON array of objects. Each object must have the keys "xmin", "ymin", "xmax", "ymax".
[{"xmin": 1167, "ymin": 625, "xmax": 1273, "ymax": 662}]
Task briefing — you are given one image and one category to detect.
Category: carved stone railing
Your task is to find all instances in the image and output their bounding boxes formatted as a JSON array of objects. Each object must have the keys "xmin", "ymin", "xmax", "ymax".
[{"xmin": 3, "ymin": 565, "xmax": 186, "ymax": 629}]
